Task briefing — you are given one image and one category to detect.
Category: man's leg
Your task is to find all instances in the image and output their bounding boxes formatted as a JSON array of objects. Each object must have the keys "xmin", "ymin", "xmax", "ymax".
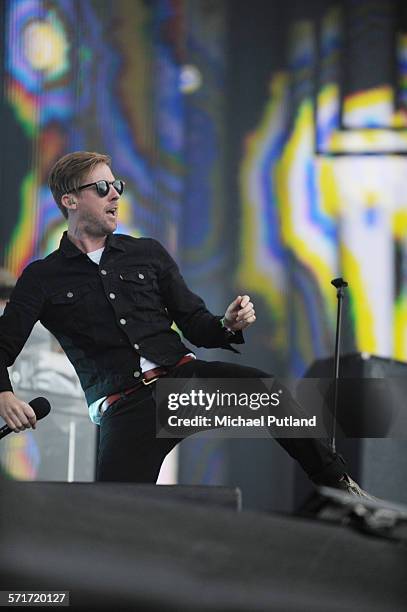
[
  {"xmin": 96, "ymin": 385, "xmax": 179, "ymax": 483},
  {"xmin": 169, "ymin": 359, "xmax": 347, "ymax": 486}
]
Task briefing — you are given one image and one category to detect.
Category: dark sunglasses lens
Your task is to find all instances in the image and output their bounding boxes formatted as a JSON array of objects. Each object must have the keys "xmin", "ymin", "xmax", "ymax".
[
  {"xmin": 113, "ymin": 180, "xmax": 124, "ymax": 195},
  {"xmin": 95, "ymin": 181, "xmax": 109, "ymax": 197}
]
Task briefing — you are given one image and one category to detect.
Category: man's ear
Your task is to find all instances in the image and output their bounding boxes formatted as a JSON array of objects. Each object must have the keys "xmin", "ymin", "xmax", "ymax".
[{"xmin": 61, "ymin": 193, "xmax": 78, "ymax": 214}]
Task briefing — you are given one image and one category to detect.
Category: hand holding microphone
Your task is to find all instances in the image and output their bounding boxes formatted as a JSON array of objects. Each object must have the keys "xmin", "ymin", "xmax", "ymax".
[{"xmin": 0, "ymin": 392, "xmax": 51, "ymax": 439}]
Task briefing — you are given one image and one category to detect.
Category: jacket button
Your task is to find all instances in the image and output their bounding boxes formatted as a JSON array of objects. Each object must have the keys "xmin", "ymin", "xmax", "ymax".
[
  {"xmin": 120, "ymin": 318, "xmax": 126, "ymax": 325},
  {"xmin": 66, "ymin": 291, "xmax": 74, "ymax": 298},
  {"xmin": 134, "ymin": 343, "xmax": 140, "ymax": 350},
  {"xmin": 133, "ymin": 371, "xmax": 141, "ymax": 378},
  {"xmin": 138, "ymin": 273, "xmax": 144, "ymax": 279},
  {"xmin": 109, "ymin": 293, "xmax": 116, "ymax": 299},
  {"xmin": 101, "ymin": 269, "xmax": 107, "ymax": 275}
]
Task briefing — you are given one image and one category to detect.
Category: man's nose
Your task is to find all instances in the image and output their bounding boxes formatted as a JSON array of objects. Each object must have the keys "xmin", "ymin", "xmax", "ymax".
[{"xmin": 108, "ymin": 185, "xmax": 120, "ymax": 199}]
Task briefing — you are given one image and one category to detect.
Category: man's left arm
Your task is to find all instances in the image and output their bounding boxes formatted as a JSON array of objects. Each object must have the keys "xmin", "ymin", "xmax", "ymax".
[{"xmin": 153, "ymin": 240, "xmax": 255, "ymax": 351}]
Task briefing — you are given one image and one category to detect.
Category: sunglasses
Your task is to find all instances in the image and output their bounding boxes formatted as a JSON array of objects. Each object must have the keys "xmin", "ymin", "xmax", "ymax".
[{"xmin": 74, "ymin": 179, "xmax": 125, "ymax": 197}]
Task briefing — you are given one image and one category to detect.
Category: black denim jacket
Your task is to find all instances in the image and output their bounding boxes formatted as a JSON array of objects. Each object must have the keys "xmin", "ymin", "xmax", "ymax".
[{"xmin": 0, "ymin": 232, "xmax": 244, "ymax": 404}]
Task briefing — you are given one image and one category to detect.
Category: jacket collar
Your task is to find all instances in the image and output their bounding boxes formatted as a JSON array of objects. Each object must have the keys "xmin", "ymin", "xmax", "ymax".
[{"xmin": 59, "ymin": 231, "xmax": 126, "ymax": 258}]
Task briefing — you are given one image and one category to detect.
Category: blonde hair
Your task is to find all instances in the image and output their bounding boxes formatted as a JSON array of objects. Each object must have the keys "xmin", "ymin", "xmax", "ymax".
[{"xmin": 48, "ymin": 151, "xmax": 112, "ymax": 219}]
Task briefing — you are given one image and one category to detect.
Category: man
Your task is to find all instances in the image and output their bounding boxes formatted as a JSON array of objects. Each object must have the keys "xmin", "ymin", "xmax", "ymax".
[{"xmin": 0, "ymin": 151, "xmax": 370, "ymax": 495}]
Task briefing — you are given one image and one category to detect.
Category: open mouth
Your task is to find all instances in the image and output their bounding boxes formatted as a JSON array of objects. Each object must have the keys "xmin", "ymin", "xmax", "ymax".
[{"xmin": 106, "ymin": 209, "xmax": 117, "ymax": 217}]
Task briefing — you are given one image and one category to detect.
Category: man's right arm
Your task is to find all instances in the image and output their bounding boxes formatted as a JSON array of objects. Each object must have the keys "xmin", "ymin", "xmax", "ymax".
[
  {"xmin": 0, "ymin": 263, "xmax": 44, "ymax": 431},
  {"xmin": 0, "ymin": 391, "xmax": 36, "ymax": 431}
]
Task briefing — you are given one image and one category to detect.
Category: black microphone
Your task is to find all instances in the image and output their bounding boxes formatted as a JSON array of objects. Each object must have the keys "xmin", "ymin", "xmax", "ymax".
[
  {"xmin": 331, "ymin": 277, "xmax": 348, "ymax": 289},
  {"xmin": 0, "ymin": 397, "xmax": 51, "ymax": 440}
]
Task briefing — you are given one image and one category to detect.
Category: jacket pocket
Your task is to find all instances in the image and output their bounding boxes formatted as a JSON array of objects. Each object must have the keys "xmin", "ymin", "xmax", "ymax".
[
  {"xmin": 119, "ymin": 269, "xmax": 154, "ymax": 285},
  {"xmin": 45, "ymin": 282, "xmax": 97, "ymax": 335},
  {"xmin": 50, "ymin": 283, "xmax": 95, "ymax": 304},
  {"xmin": 118, "ymin": 268, "xmax": 161, "ymax": 314}
]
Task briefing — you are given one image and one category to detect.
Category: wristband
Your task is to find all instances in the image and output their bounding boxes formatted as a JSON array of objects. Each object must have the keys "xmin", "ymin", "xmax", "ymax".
[{"xmin": 220, "ymin": 316, "xmax": 235, "ymax": 334}]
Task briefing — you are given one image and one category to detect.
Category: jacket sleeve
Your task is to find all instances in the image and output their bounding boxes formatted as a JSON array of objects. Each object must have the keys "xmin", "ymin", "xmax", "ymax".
[
  {"xmin": 0, "ymin": 262, "xmax": 45, "ymax": 392},
  {"xmin": 153, "ymin": 239, "xmax": 244, "ymax": 352}
]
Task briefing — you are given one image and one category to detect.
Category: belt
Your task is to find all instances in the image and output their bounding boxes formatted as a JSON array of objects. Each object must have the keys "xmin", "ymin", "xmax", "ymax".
[{"xmin": 99, "ymin": 354, "xmax": 195, "ymax": 416}]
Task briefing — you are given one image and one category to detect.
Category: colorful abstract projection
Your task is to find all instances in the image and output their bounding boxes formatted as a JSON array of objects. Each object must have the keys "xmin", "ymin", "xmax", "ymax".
[
  {"xmin": 4, "ymin": 0, "xmax": 186, "ymax": 274},
  {"xmin": 239, "ymin": 6, "xmax": 407, "ymax": 374},
  {"xmin": 0, "ymin": 432, "xmax": 40, "ymax": 480}
]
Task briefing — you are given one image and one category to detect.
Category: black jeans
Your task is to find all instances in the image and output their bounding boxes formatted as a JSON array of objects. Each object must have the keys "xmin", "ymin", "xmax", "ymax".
[{"xmin": 96, "ymin": 360, "xmax": 346, "ymax": 484}]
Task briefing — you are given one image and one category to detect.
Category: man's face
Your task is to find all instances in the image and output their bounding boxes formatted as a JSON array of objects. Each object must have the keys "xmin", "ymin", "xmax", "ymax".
[{"xmin": 72, "ymin": 163, "xmax": 121, "ymax": 237}]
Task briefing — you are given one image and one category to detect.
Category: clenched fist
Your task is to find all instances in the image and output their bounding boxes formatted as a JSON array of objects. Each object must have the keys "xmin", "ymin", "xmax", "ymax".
[{"xmin": 223, "ymin": 295, "xmax": 256, "ymax": 332}]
